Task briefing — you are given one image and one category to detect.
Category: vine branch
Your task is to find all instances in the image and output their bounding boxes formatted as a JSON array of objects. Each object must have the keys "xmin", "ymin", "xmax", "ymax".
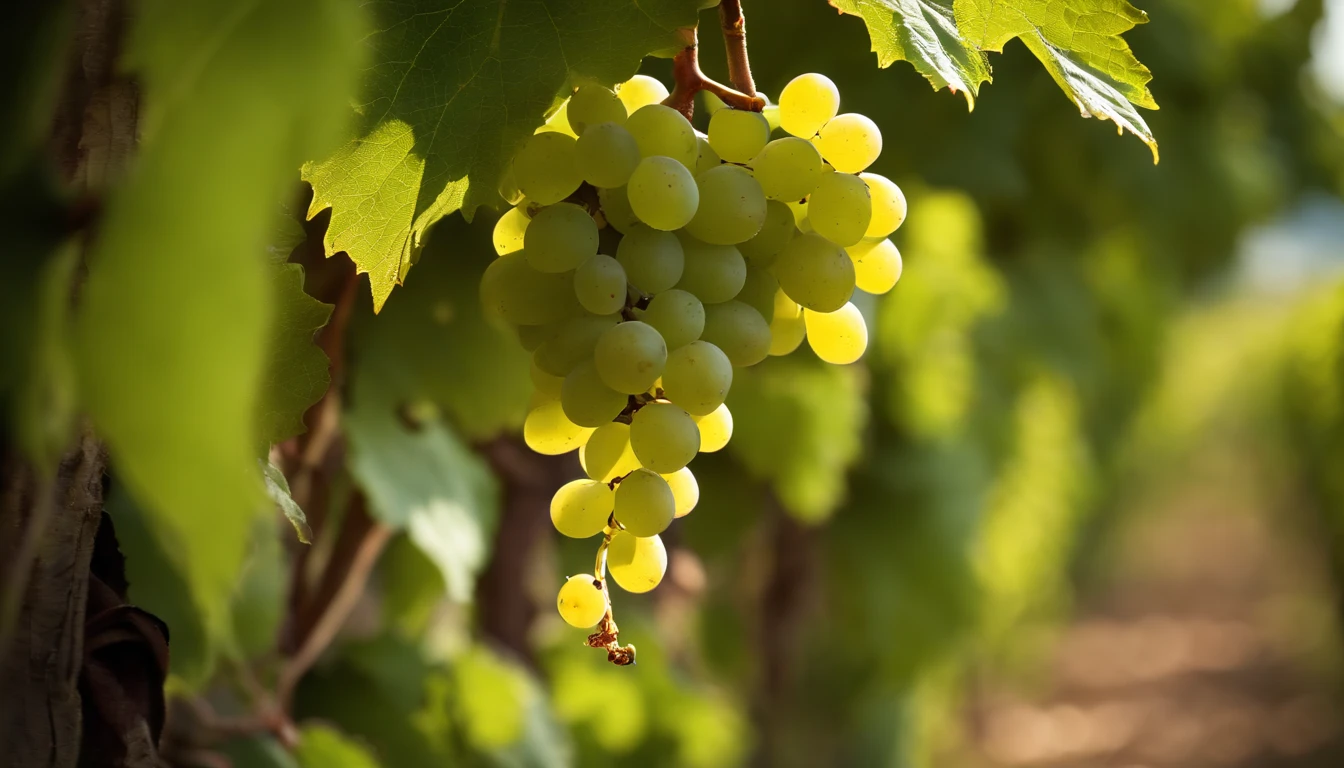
[
  {"xmin": 719, "ymin": 0, "xmax": 757, "ymax": 97},
  {"xmin": 662, "ymin": 26, "xmax": 765, "ymax": 120}
]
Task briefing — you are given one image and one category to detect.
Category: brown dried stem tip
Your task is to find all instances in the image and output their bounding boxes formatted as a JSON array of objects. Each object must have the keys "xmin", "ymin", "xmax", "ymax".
[{"xmin": 662, "ymin": 25, "xmax": 765, "ymax": 121}]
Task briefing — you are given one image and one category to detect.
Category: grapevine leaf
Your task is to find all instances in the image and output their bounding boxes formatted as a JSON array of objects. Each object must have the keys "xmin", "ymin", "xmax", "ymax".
[
  {"xmin": 257, "ymin": 259, "xmax": 333, "ymax": 445},
  {"xmin": 954, "ymin": 0, "xmax": 1158, "ymax": 159},
  {"xmin": 76, "ymin": 0, "xmax": 365, "ymax": 639},
  {"xmin": 830, "ymin": 0, "xmax": 991, "ymax": 109},
  {"xmin": 262, "ymin": 460, "xmax": 312, "ymax": 544},
  {"xmin": 302, "ymin": 0, "xmax": 701, "ymax": 312}
]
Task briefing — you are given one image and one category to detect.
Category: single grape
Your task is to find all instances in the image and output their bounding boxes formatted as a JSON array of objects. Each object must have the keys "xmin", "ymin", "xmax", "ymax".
[
  {"xmin": 663, "ymin": 467, "xmax": 700, "ymax": 518},
  {"xmin": 708, "ymin": 108, "xmax": 771, "ymax": 163},
  {"xmin": 479, "ymin": 251, "xmax": 581, "ymax": 325},
  {"xmin": 517, "ymin": 322, "xmax": 558, "ymax": 352},
  {"xmin": 628, "ymin": 157, "xmax": 698, "ymax": 231},
  {"xmin": 804, "ymin": 302, "xmax": 868, "ymax": 364},
  {"xmin": 524, "ymin": 203, "xmax": 599, "ymax": 272},
  {"xmin": 533, "ymin": 313, "xmax": 619, "ymax": 376},
  {"xmin": 625, "ymin": 104, "xmax": 698, "ymax": 168},
  {"xmin": 613, "ymin": 468, "xmax": 675, "ymax": 537},
  {"xmin": 492, "ymin": 205, "xmax": 530, "ymax": 257},
  {"xmin": 684, "ymin": 165, "xmax": 768, "ymax": 245},
  {"xmin": 512, "ymin": 132, "xmax": 582, "ymax": 205},
  {"xmin": 536, "ymin": 101, "xmax": 578, "ymax": 138},
  {"xmin": 737, "ymin": 199, "xmax": 797, "ymax": 267},
  {"xmin": 616, "ymin": 225, "xmax": 684, "ymax": 293},
  {"xmin": 560, "ymin": 361, "xmax": 625, "ymax": 428},
  {"xmin": 530, "ymin": 358, "xmax": 564, "ymax": 398},
  {"xmin": 524, "ymin": 400, "xmax": 593, "ymax": 455},
  {"xmin": 700, "ymin": 300, "xmax": 771, "ymax": 367},
  {"xmin": 859, "ymin": 173, "xmax": 907, "ymax": 238},
  {"xmin": 598, "ymin": 185, "xmax": 640, "ymax": 233},
  {"xmin": 695, "ymin": 135, "xmax": 722, "ymax": 176},
  {"xmin": 639, "ymin": 289, "xmax": 704, "ymax": 351},
  {"xmin": 581, "ymin": 422, "xmax": 641, "ymax": 482},
  {"xmin": 778, "ymin": 73, "xmax": 840, "ymax": 138},
  {"xmin": 808, "ymin": 172, "xmax": 872, "ymax": 247},
  {"xmin": 661, "ymin": 340, "xmax": 733, "ymax": 415},
  {"xmin": 557, "ymin": 574, "xmax": 607, "ymax": 628},
  {"xmin": 695, "ymin": 404, "xmax": 733, "ymax": 452},
  {"xmin": 617, "ymin": 74, "xmax": 669, "ymax": 114},
  {"xmin": 845, "ymin": 238, "xmax": 903, "ymax": 294},
  {"xmin": 568, "ymin": 84, "xmax": 627, "ymax": 133},
  {"xmin": 774, "ymin": 232, "xmax": 856, "ymax": 313},
  {"xmin": 576, "ymin": 122, "xmax": 641, "ymax": 188},
  {"xmin": 768, "ymin": 290, "xmax": 807, "ymax": 356},
  {"xmin": 594, "ymin": 321, "xmax": 667, "ymax": 394},
  {"xmin": 551, "ymin": 479, "xmax": 615, "ymax": 538},
  {"xmin": 676, "ymin": 237, "xmax": 746, "ymax": 304},
  {"xmin": 749, "ymin": 137, "xmax": 823, "ymax": 201},
  {"xmin": 573, "ymin": 254, "xmax": 627, "ymax": 315},
  {"xmin": 762, "ymin": 102, "xmax": 781, "ymax": 133},
  {"xmin": 630, "ymin": 402, "xmax": 700, "ymax": 472},
  {"xmin": 607, "ymin": 531, "xmax": 667, "ymax": 594},
  {"xmin": 737, "ymin": 264, "xmax": 778, "ymax": 323},
  {"xmin": 815, "ymin": 113, "xmax": 882, "ymax": 173}
]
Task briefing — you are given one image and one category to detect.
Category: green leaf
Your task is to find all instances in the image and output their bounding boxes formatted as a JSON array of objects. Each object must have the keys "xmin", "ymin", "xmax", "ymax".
[
  {"xmin": 258, "ymin": 259, "xmax": 333, "ymax": 445},
  {"xmin": 296, "ymin": 724, "xmax": 382, "ymax": 768},
  {"xmin": 76, "ymin": 0, "xmax": 366, "ymax": 639},
  {"xmin": 954, "ymin": 0, "xmax": 1158, "ymax": 158},
  {"xmin": 262, "ymin": 460, "xmax": 312, "ymax": 543},
  {"xmin": 302, "ymin": 0, "xmax": 702, "ymax": 311},
  {"xmin": 830, "ymin": 0, "xmax": 991, "ymax": 108}
]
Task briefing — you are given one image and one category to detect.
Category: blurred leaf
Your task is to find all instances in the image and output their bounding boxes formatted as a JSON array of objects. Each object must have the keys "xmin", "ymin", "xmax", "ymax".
[
  {"xmin": 269, "ymin": 207, "xmax": 310, "ymax": 259},
  {"xmin": 76, "ymin": 0, "xmax": 365, "ymax": 639},
  {"xmin": 302, "ymin": 0, "xmax": 701, "ymax": 311},
  {"xmin": 258, "ymin": 259, "xmax": 333, "ymax": 445},
  {"xmin": 381, "ymin": 534, "xmax": 447, "ymax": 637},
  {"xmin": 454, "ymin": 646, "xmax": 571, "ymax": 768},
  {"xmin": 263, "ymin": 460, "xmax": 312, "ymax": 544},
  {"xmin": 231, "ymin": 515, "xmax": 288, "ymax": 659},
  {"xmin": 296, "ymin": 724, "xmax": 382, "ymax": 768},
  {"xmin": 223, "ymin": 735, "xmax": 300, "ymax": 768},
  {"xmin": 727, "ymin": 356, "xmax": 868, "ymax": 522},
  {"xmin": 831, "ymin": 0, "xmax": 991, "ymax": 108}
]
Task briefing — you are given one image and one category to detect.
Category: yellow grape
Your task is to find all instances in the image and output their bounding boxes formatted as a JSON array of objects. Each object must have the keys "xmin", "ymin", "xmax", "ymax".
[
  {"xmin": 557, "ymin": 574, "xmax": 608, "ymax": 628},
  {"xmin": 581, "ymin": 422, "xmax": 641, "ymax": 482},
  {"xmin": 815, "ymin": 113, "xmax": 882, "ymax": 174},
  {"xmin": 860, "ymin": 173, "xmax": 907, "ymax": 238},
  {"xmin": 768, "ymin": 289, "xmax": 806, "ymax": 356},
  {"xmin": 550, "ymin": 479, "xmax": 615, "ymax": 538},
  {"xmin": 607, "ymin": 532, "xmax": 667, "ymax": 594},
  {"xmin": 804, "ymin": 303, "xmax": 868, "ymax": 365},
  {"xmin": 492, "ymin": 205, "xmax": 530, "ymax": 257},
  {"xmin": 617, "ymin": 75, "xmax": 669, "ymax": 114},
  {"xmin": 845, "ymin": 238, "xmax": 903, "ymax": 294},
  {"xmin": 663, "ymin": 467, "xmax": 700, "ymax": 518},
  {"xmin": 694, "ymin": 404, "xmax": 733, "ymax": 452},
  {"xmin": 524, "ymin": 400, "xmax": 593, "ymax": 455},
  {"xmin": 778, "ymin": 73, "xmax": 840, "ymax": 138}
]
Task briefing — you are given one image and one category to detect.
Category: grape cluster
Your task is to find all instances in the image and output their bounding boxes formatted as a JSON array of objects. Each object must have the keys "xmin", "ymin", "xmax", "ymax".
[{"xmin": 481, "ymin": 73, "xmax": 906, "ymax": 642}]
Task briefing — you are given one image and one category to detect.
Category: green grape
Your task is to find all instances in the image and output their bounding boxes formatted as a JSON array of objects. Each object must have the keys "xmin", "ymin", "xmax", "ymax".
[
  {"xmin": 785, "ymin": 199, "xmax": 809, "ymax": 230},
  {"xmin": 661, "ymin": 340, "xmax": 733, "ymax": 415},
  {"xmin": 580, "ymin": 422, "xmax": 641, "ymax": 482},
  {"xmin": 627, "ymin": 157, "xmax": 698, "ymax": 231},
  {"xmin": 639, "ymin": 289, "xmax": 704, "ymax": 351},
  {"xmin": 617, "ymin": 74, "xmax": 669, "ymax": 114},
  {"xmin": 517, "ymin": 322, "xmax": 558, "ymax": 352},
  {"xmin": 708, "ymin": 108, "xmax": 771, "ymax": 163},
  {"xmin": 774, "ymin": 232, "xmax": 856, "ymax": 312},
  {"xmin": 561, "ymin": 361, "xmax": 629, "ymax": 427},
  {"xmin": 524, "ymin": 400, "xmax": 593, "ymax": 455},
  {"xmin": 607, "ymin": 531, "xmax": 667, "ymax": 594},
  {"xmin": 804, "ymin": 302, "xmax": 868, "ymax": 364},
  {"xmin": 568, "ymin": 84, "xmax": 627, "ymax": 133},
  {"xmin": 598, "ymin": 185, "xmax": 640, "ymax": 233},
  {"xmin": 479, "ymin": 251, "xmax": 581, "ymax": 325},
  {"xmin": 694, "ymin": 404, "xmax": 733, "ymax": 452},
  {"xmin": 676, "ymin": 237, "xmax": 746, "ymax": 304},
  {"xmin": 530, "ymin": 358, "xmax": 564, "ymax": 398},
  {"xmin": 512, "ymin": 132, "xmax": 582, "ymax": 205},
  {"xmin": 573, "ymin": 254, "xmax": 627, "ymax": 315},
  {"xmin": 749, "ymin": 137, "xmax": 823, "ymax": 201},
  {"xmin": 695, "ymin": 135, "xmax": 721, "ymax": 176},
  {"xmin": 551, "ymin": 479, "xmax": 615, "ymax": 538},
  {"xmin": 778, "ymin": 73, "xmax": 840, "ymax": 138},
  {"xmin": 703, "ymin": 90, "xmax": 727, "ymax": 115},
  {"xmin": 737, "ymin": 199, "xmax": 797, "ymax": 267},
  {"xmin": 762, "ymin": 102, "xmax": 781, "ymax": 133},
  {"xmin": 594, "ymin": 321, "xmax": 667, "ymax": 394},
  {"xmin": 684, "ymin": 165, "xmax": 768, "ymax": 245},
  {"xmin": 523, "ymin": 202, "xmax": 599, "ymax": 273},
  {"xmin": 664, "ymin": 467, "xmax": 699, "ymax": 518},
  {"xmin": 616, "ymin": 225, "xmax": 684, "ymax": 293},
  {"xmin": 737, "ymin": 264, "xmax": 778, "ymax": 323},
  {"xmin": 536, "ymin": 100, "xmax": 578, "ymax": 138},
  {"xmin": 808, "ymin": 172, "xmax": 872, "ymax": 247},
  {"xmin": 845, "ymin": 238, "xmax": 903, "ymax": 294},
  {"xmin": 557, "ymin": 574, "xmax": 607, "ymax": 628},
  {"xmin": 626, "ymin": 104, "xmax": 698, "ymax": 168},
  {"xmin": 576, "ymin": 122, "xmax": 641, "ymax": 188},
  {"xmin": 700, "ymin": 301, "xmax": 771, "ymax": 367},
  {"xmin": 768, "ymin": 289, "xmax": 807, "ymax": 356},
  {"xmin": 815, "ymin": 113, "xmax": 882, "ymax": 173},
  {"xmin": 533, "ymin": 313, "xmax": 619, "ymax": 376},
  {"xmin": 630, "ymin": 402, "xmax": 700, "ymax": 473},
  {"xmin": 613, "ymin": 468, "xmax": 675, "ymax": 537},
  {"xmin": 860, "ymin": 173, "xmax": 907, "ymax": 238},
  {"xmin": 492, "ymin": 205, "xmax": 530, "ymax": 256}
]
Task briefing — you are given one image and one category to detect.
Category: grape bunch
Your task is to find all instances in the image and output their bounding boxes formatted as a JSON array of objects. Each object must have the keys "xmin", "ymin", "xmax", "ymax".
[{"xmin": 481, "ymin": 72, "xmax": 905, "ymax": 658}]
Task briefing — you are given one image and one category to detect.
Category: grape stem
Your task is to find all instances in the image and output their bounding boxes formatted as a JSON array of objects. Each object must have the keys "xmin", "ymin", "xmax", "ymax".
[
  {"xmin": 663, "ymin": 26, "xmax": 765, "ymax": 120},
  {"xmin": 587, "ymin": 526, "xmax": 636, "ymax": 665},
  {"xmin": 719, "ymin": 0, "xmax": 757, "ymax": 97}
]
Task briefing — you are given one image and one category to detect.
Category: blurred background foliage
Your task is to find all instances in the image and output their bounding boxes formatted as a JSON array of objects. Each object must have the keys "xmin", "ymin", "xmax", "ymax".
[{"xmin": 4, "ymin": 0, "xmax": 1344, "ymax": 766}]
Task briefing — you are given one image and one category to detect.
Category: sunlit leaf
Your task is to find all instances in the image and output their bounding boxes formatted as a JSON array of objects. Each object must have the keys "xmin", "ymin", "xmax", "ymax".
[{"xmin": 295, "ymin": 724, "xmax": 381, "ymax": 768}]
